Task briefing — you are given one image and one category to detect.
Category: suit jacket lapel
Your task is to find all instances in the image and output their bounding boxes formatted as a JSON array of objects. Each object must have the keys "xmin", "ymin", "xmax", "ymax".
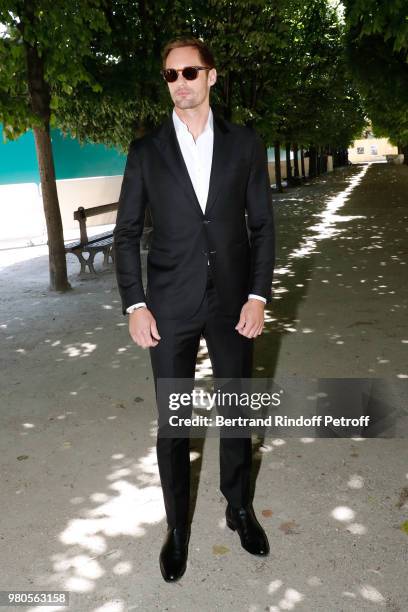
[
  {"xmin": 152, "ymin": 110, "xmax": 232, "ymax": 218},
  {"xmin": 205, "ymin": 113, "xmax": 231, "ymax": 216}
]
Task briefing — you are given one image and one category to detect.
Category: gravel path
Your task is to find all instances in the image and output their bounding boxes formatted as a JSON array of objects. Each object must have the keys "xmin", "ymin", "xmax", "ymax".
[{"xmin": 0, "ymin": 162, "xmax": 407, "ymax": 611}]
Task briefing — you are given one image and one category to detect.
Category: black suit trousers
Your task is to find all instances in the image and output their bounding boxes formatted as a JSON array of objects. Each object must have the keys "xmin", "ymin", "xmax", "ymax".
[{"xmin": 149, "ymin": 265, "xmax": 254, "ymax": 528}]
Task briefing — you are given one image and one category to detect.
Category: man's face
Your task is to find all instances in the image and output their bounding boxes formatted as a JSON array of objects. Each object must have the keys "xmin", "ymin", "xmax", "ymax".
[{"xmin": 164, "ymin": 46, "xmax": 216, "ymax": 111}]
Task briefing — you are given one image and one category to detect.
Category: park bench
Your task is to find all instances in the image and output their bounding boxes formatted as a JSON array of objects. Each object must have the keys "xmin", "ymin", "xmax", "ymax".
[
  {"xmin": 64, "ymin": 202, "xmax": 153, "ymax": 275},
  {"xmin": 64, "ymin": 203, "xmax": 117, "ymax": 275}
]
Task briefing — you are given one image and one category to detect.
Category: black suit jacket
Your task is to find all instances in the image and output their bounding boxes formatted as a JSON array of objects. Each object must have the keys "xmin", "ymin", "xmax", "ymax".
[{"xmin": 113, "ymin": 110, "xmax": 275, "ymax": 319}]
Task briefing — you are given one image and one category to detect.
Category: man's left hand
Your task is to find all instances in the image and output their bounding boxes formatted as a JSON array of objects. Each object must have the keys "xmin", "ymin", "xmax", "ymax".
[{"xmin": 235, "ymin": 299, "xmax": 265, "ymax": 338}]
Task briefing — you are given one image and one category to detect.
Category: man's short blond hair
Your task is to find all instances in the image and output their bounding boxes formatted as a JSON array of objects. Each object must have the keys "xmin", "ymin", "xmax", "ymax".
[{"xmin": 162, "ymin": 36, "xmax": 216, "ymax": 69}]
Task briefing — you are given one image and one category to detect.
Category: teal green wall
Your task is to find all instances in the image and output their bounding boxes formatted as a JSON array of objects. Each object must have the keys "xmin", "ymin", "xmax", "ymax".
[
  {"xmin": 0, "ymin": 124, "xmax": 126, "ymax": 185},
  {"xmin": 0, "ymin": 122, "xmax": 284, "ymax": 185},
  {"xmin": 0, "ymin": 125, "xmax": 39, "ymax": 184},
  {"xmin": 52, "ymin": 130, "xmax": 126, "ymax": 180}
]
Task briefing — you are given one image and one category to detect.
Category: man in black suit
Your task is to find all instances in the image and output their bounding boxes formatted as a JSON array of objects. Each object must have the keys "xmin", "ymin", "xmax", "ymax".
[{"xmin": 113, "ymin": 36, "xmax": 275, "ymax": 582}]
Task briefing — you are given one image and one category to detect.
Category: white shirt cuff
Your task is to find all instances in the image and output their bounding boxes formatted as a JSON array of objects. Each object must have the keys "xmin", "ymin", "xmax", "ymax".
[
  {"xmin": 126, "ymin": 302, "xmax": 147, "ymax": 313},
  {"xmin": 248, "ymin": 294, "xmax": 266, "ymax": 303}
]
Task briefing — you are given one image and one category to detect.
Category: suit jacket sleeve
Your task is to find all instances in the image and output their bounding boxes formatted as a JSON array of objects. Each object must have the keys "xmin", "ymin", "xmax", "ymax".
[
  {"xmin": 245, "ymin": 130, "xmax": 275, "ymax": 304},
  {"xmin": 113, "ymin": 139, "xmax": 148, "ymax": 315}
]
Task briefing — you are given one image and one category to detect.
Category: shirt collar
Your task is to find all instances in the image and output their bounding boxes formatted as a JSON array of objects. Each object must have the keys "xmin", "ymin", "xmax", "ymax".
[{"xmin": 172, "ymin": 106, "xmax": 213, "ymax": 136}]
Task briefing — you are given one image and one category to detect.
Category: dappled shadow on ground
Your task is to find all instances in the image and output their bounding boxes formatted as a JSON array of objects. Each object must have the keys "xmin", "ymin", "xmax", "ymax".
[
  {"xmin": 6, "ymin": 426, "xmax": 402, "ymax": 611},
  {"xmin": 1, "ymin": 163, "xmax": 407, "ymax": 610},
  {"xmin": 253, "ymin": 163, "xmax": 408, "ymax": 385}
]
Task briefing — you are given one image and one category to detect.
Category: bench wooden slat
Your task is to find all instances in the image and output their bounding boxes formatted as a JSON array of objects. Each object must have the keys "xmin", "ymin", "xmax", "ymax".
[{"xmin": 73, "ymin": 203, "xmax": 118, "ymax": 221}]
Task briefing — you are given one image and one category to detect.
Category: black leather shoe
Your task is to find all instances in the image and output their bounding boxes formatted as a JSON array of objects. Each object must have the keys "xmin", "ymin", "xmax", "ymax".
[
  {"xmin": 226, "ymin": 503, "xmax": 270, "ymax": 556},
  {"xmin": 159, "ymin": 525, "xmax": 191, "ymax": 582}
]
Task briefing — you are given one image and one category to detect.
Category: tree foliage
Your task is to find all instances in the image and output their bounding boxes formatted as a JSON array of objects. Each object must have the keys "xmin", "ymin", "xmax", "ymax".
[
  {"xmin": 344, "ymin": 0, "xmax": 408, "ymax": 151},
  {"xmin": 0, "ymin": 0, "xmax": 110, "ymax": 139}
]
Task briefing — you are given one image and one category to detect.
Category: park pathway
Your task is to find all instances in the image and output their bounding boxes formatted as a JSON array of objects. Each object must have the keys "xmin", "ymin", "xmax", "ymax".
[
  {"xmin": 253, "ymin": 162, "xmax": 408, "ymax": 385},
  {"xmin": 0, "ymin": 162, "xmax": 407, "ymax": 612}
]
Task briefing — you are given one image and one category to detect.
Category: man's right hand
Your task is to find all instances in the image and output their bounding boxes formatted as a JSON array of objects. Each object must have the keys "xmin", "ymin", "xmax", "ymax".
[{"xmin": 128, "ymin": 308, "xmax": 161, "ymax": 348}]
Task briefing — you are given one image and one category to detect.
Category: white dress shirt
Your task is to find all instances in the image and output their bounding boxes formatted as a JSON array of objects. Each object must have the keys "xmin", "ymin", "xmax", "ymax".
[{"xmin": 126, "ymin": 106, "xmax": 266, "ymax": 313}]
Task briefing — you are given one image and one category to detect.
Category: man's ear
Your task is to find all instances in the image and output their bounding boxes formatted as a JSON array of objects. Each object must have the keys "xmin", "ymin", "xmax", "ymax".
[{"xmin": 209, "ymin": 68, "xmax": 217, "ymax": 87}]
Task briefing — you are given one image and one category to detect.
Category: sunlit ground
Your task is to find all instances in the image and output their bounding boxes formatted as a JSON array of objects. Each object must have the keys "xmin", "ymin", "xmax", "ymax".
[{"xmin": 0, "ymin": 162, "xmax": 407, "ymax": 611}]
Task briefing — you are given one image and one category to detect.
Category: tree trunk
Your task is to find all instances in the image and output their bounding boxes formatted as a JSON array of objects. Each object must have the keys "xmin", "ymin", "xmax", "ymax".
[
  {"xmin": 309, "ymin": 146, "xmax": 317, "ymax": 178},
  {"xmin": 334, "ymin": 147, "xmax": 342, "ymax": 167},
  {"xmin": 317, "ymin": 146, "xmax": 322, "ymax": 175},
  {"xmin": 24, "ymin": 24, "xmax": 70, "ymax": 292},
  {"xmin": 274, "ymin": 142, "xmax": 283, "ymax": 192},
  {"xmin": 33, "ymin": 126, "xmax": 71, "ymax": 291},
  {"xmin": 322, "ymin": 146, "xmax": 327, "ymax": 173},
  {"xmin": 402, "ymin": 145, "xmax": 408, "ymax": 165},
  {"xmin": 285, "ymin": 142, "xmax": 292, "ymax": 183},
  {"xmin": 300, "ymin": 147, "xmax": 306, "ymax": 178},
  {"xmin": 337, "ymin": 148, "xmax": 342, "ymax": 167},
  {"xmin": 293, "ymin": 144, "xmax": 300, "ymax": 178}
]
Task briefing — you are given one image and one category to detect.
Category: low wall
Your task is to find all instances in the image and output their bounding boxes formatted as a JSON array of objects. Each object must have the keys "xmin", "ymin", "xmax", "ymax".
[
  {"xmin": 1, "ymin": 154, "xmax": 334, "ymax": 244},
  {"xmin": 268, "ymin": 155, "xmax": 333, "ymax": 184},
  {"xmin": 0, "ymin": 176, "xmax": 122, "ymax": 244}
]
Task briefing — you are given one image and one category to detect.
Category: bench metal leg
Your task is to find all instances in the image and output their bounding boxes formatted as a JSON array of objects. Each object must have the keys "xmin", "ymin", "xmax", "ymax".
[
  {"xmin": 87, "ymin": 251, "xmax": 97, "ymax": 275},
  {"xmin": 68, "ymin": 243, "xmax": 114, "ymax": 276},
  {"xmin": 72, "ymin": 251, "xmax": 96, "ymax": 276},
  {"xmin": 102, "ymin": 246, "xmax": 114, "ymax": 267},
  {"xmin": 74, "ymin": 252, "xmax": 91, "ymax": 275}
]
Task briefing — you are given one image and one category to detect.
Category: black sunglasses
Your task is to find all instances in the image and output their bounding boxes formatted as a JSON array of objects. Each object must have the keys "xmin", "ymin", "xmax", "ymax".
[{"xmin": 161, "ymin": 65, "xmax": 211, "ymax": 83}]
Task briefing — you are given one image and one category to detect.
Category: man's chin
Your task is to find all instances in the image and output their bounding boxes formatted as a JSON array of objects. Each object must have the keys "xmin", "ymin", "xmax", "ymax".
[
  {"xmin": 174, "ymin": 98, "xmax": 198, "ymax": 109},
  {"xmin": 175, "ymin": 101, "xmax": 191, "ymax": 109}
]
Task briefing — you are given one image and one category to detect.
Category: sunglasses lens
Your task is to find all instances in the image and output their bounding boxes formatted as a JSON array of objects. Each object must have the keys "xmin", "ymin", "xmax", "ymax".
[
  {"xmin": 183, "ymin": 67, "xmax": 199, "ymax": 80},
  {"xmin": 163, "ymin": 69, "xmax": 178, "ymax": 82}
]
